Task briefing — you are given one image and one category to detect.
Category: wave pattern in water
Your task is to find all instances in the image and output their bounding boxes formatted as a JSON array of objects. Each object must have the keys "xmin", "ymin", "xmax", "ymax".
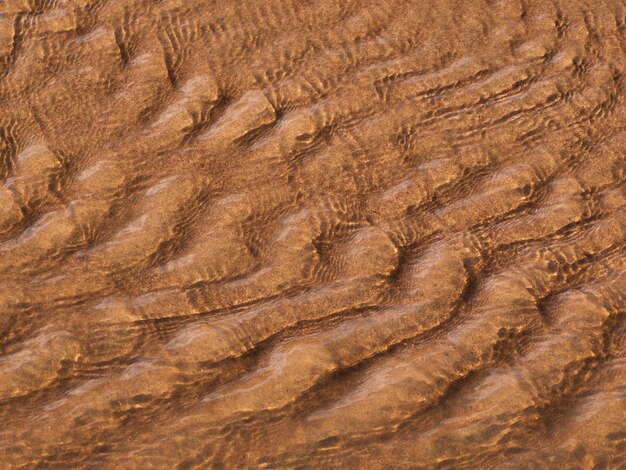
[{"xmin": 0, "ymin": 0, "xmax": 625, "ymax": 468}]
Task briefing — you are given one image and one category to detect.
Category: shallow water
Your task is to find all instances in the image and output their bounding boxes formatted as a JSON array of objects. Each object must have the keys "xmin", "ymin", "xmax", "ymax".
[{"xmin": 0, "ymin": 0, "xmax": 625, "ymax": 468}]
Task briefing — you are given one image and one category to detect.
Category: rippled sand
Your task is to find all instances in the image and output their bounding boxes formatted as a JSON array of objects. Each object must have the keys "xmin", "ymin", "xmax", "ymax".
[{"xmin": 0, "ymin": 0, "xmax": 625, "ymax": 468}]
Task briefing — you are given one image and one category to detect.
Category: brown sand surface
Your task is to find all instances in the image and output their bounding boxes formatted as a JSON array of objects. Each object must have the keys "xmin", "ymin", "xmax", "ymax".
[{"xmin": 0, "ymin": 0, "xmax": 625, "ymax": 468}]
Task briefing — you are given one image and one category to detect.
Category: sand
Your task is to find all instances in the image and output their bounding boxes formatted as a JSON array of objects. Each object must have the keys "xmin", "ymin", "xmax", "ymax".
[{"xmin": 0, "ymin": 0, "xmax": 625, "ymax": 468}]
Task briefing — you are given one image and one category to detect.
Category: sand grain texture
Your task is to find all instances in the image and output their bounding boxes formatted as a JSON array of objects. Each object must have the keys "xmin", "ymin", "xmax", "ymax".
[{"xmin": 0, "ymin": 0, "xmax": 625, "ymax": 468}]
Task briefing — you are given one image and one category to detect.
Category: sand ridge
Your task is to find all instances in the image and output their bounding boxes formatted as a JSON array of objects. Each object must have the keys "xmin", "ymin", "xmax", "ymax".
[{"xmin": 0, "ymin": 0, "xmax": 625, "ymax": 468}]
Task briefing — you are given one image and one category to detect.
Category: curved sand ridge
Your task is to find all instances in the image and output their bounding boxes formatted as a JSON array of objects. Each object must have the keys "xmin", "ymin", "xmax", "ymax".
[{"xmin": 0, "ymin": 0, "xmax": 625, "ymax": 468}]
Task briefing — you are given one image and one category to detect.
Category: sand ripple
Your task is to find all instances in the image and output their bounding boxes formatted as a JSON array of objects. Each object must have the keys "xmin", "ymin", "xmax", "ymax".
[{"xmin": 0, "ymin": 0, "xmax": 625, "ymax": 468}]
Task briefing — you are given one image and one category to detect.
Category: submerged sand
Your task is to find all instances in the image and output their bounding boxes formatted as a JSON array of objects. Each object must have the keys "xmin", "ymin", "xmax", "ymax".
[{"xmin": 0, "ymin": 0, "xmax": 625, "ymax": 468}]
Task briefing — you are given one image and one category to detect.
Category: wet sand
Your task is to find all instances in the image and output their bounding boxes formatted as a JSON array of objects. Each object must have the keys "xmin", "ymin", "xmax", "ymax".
[{"xmin": 0, "ymin": 0, "xmax": 625, "ymax": 468}]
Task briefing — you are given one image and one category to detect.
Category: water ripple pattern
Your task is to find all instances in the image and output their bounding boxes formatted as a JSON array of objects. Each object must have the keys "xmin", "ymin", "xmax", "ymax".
[{"xmin": 0, "ymin": 0, "xmax": 625, "ymax": 468}]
